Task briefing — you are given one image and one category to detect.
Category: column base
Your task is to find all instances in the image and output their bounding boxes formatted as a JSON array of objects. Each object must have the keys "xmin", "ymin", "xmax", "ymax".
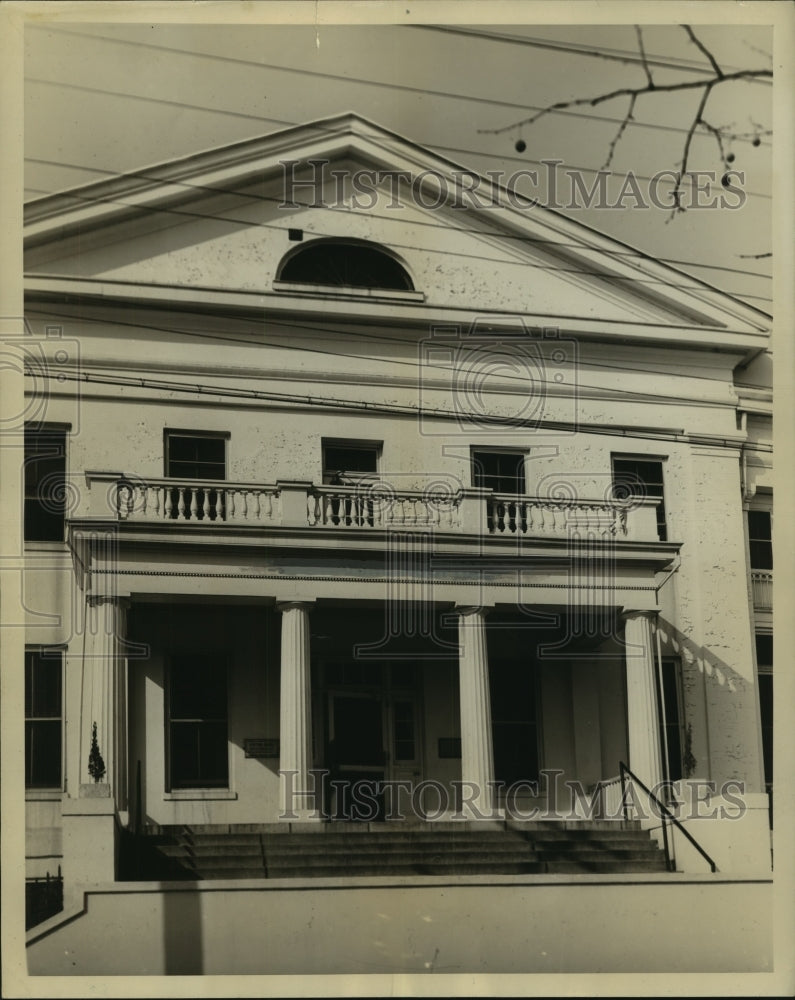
[{"xmin": 61, "ymin": 792, "xmax": 120, "ymax": 895}]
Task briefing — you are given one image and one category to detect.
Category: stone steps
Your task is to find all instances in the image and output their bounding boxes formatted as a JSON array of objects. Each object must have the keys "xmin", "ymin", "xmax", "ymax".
[{"xmin": 136, "ymin": 821, "xmax": 670, "ymax": 881}]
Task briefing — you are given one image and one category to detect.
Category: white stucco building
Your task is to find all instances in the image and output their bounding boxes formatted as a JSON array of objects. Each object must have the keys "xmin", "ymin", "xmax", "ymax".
[{"xmin": 21, "ymin": 114, "xmax": 773, "ymax": 975}]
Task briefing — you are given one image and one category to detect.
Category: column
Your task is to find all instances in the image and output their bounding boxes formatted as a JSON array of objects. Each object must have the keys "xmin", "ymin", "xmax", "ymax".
[
  {"xmin": 276, "ymin": 600, "xmax": 317, "ymax": 821},
  {"xmin": 623, "ymin": 610, "xmax": 663, "ymax": 791},
  {"xmin": 80, "ymin": 596, "xmax": 128, "ymax": 796},
  {"xmin": 454, "ymin": 606, "xmax": 498, "ymax": 819},
  {"xmin": 63, "ymin": 595, "xmax": 127, "ymax": 888}
]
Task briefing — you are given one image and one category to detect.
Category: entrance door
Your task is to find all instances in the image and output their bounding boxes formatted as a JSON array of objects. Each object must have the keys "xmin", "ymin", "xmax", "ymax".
[{"xmin": 328, "ymin": 693, "xmax": 386, "ymax": 820}]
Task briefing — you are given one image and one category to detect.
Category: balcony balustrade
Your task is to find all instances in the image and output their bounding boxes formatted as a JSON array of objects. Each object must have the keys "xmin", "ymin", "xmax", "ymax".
[
  {"xmin": 751, "ymin": 570, "xmax": 773, "ymax": 610},
  {"xmin": 78, "ymin": 473, "xmax": 662, "ymax": 542}
]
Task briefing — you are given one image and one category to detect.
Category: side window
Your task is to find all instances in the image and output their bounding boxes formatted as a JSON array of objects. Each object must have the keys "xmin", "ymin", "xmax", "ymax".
[
  {"xmin": 471, "ymin": 450, "xmax": 525, "ymax": 495},
  {"xmin": 166, "ymin": 655, "xmax": 229, "ymax": 790},
  {"xmin": 748, "ymin": 510, "xmax": 773, "ymax": 570},
  {"xmin": 660, "ymin": 657, "xmax": 684, "ymax": 782},
  {"xmin": 755, "ymin": 633, "xmax": 773, "ymax": 807},
  {"xmin": 24, "ymin": 427, "xmax": 67, "ymax": 542},
  {"xmin": 25, "ymin": 649, "xmax": 63, "ymax": 789},
  {"xmin": 612, "ymin": 456, "xmax": 667, "ymax": 541}
]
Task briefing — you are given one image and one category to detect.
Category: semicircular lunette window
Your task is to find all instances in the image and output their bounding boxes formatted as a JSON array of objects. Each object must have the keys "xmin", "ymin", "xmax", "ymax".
[{"xmin": 279, "ymin": 241, "xmax": 414, "ymax": 291}]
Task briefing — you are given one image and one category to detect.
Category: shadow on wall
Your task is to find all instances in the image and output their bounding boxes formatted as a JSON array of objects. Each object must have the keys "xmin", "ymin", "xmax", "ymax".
[
  {"xmin": 656, "ymin": 617, "xmax": 752, "ymax": 696},
  {"xmin": 163, "ymin": 886, "xmax": 203, "ymax": 975}
]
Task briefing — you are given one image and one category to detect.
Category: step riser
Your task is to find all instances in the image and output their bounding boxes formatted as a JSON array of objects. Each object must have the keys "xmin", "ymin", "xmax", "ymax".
[{"xmin": 142, "ymin": 824, "xmax": 668, "ymax": 881}]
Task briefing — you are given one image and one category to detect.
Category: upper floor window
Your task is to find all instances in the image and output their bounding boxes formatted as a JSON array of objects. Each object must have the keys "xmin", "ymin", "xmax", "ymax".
[
  {"xmin": 748, "ymin": 510, "xmax": 773, "ymax": 570},
  {"xmin": 164, "ymin": 431, "xmax": 227, "ymax": 521},
  {"xmin": 165, "ymin": 431, "xmax": 226, "ymax": 481},
  {"xmin": 278, "ymin": 239, "xmax": 413, "ymax": 291},
  {"xmin": 25, "ymin": 648, "xmax": 63, "ymax": 789},
  {"xmin": 24, "ymin": 426, "xmax": 67, "ymax": 542},
  {"xmin": 322, "ymin": 440, "xmax": 380, "ymax": 485},
  {"xmin": 612, "ymin": 456, "xmax": 667, "ymax": 541},
  {"xmin": 471, "ymin": 450, "xmax": 525, "ymax": 495}
]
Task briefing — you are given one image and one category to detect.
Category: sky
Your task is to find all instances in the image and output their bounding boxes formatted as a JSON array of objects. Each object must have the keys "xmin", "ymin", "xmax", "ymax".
[{"xmin": 21, "ymin": 12, "xmax": 775, "ymax": 311}]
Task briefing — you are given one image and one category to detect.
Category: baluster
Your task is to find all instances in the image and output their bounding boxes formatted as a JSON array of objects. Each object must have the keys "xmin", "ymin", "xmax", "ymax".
[
  {"xmin": 151, "ymin": 486, "xmax": 161, "ymax": 519},
  {"xmin": 203, "ymin": 490, "xmax": 211, "ymax": 521},
  {"xmin": 177, "ymin": 487, "xmax": 186, "ymax": 520},
  {"xmin": 253, "ymin": 489, "xmax": 262, "ymax": 522},
  {"xmin": 188, "ymin": 488, "xmax": 197, "ymax": 521}
]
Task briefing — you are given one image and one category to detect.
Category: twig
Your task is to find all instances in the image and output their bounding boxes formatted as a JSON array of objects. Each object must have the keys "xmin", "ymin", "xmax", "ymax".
[
  {"xmin": 737, "ymin": 252, "xmax": 772, "ymax": 259},
  {"xmin": 478, "ymin": 69, "xmax": 771, "ymax": 137},
  {"xmin": 602, "ymin": 93, "xmax": 637, "ymax": 169},
  {"xmin": 671, "ymin": 81, "xmax": 715, "ymax": 215},
  {"xmin": 682, "ymin": 25, "xmax": 724, "ymax": 78},
  {"xmin": 635, "ymin": 26, "xmax": 655, "ymax": 89}
]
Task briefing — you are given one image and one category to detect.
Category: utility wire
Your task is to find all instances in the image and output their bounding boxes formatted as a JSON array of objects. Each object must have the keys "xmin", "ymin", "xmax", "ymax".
[
  {"xmin": 26, "ymin": 305, "xmax": 767, "ymax": 404},
  {"xmin": 24, "ymin": 180, "xmax": 772, "ymax": 302},
  {"xmin": 408, "ymin": 24, "xmax": 771, "ymax": 80},
  {"xmin": 27, "ymin": 27, "xmax": 772, "ymax": 144},
  {"xmin": 25, "ymin": 155, "xmax": 772, "ymax": 288},
  {"xmin": 24, "ymin": 79, "xmax": 773, "ymax": 196}
]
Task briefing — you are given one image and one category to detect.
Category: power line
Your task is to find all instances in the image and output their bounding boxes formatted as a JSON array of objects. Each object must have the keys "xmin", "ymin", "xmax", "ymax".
[
  {"xmin": 26, "ymin": 305, "xmax": 767, "ymax": 405},
  {"xmin": 24, "ymin": 161, "xmax": 773, "ymax": 306},
  {"xmin": 24, "ymin": 79, "xmax": 773, "ymax": 200},
  {"xmin": 24, "ymin": 154, "xmax": 773, "ymax": 288},
  {"xmin": 410, "ymin": 25, "xmax": 772, "ymax": 82},
  {"xmin": 28, "ymin": 26, "xmax": 771, "ymax": 145}
]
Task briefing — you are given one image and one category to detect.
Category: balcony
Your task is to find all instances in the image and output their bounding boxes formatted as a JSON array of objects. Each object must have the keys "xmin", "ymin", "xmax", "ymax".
[
  {"xmin": 76, "ymin": 473, "xmax": 663, "ymax": 543},
  {"xmin": 751, "ymin": 570, "xmax": 773, "ymax": 611}
]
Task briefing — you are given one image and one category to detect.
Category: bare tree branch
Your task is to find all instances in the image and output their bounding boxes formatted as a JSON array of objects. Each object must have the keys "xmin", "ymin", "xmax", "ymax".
[
  {"xmin": 477, "ymin": 24, "xmax": 772, "ymax": 216},
  {"xmin": 635, "ymin": 26, "xmax": 655, "ymax": 89},
  {"xmin": 697, "ymin": 117, "xmax": 729, "ymax": 165},
  {"xmin": 478, "ymin": 68, "xmax": 771, "ymax": 138},
  {"xmin": 671, "ymin": 82, "xmax": 716, "ymax": 214},
  {"xmin": 602, "ymin": 93, "xmax": 637, "ymax": 169},
  {"xmin": 682, "ymin": 25, "xmax": 724, "ymax": 78}
]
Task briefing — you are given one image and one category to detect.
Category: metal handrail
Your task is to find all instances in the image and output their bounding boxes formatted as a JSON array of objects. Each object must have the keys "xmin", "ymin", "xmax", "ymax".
[{"xmin": 619, "ymin": 761, "xmax": 718, "ymax": 873}]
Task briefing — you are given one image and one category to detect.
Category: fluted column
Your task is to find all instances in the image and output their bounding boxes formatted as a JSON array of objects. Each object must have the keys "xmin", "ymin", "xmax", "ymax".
[
  {"xmin": 623, "ymin": 610, "xmax": 663, "ymax": 791},
  {"xmin": 454, "ymin": 606, "xmax": 497, "ymax": 818},
  {"xmin": 276, "ymin": 600, "xmax": 317, "ymax": 820}
]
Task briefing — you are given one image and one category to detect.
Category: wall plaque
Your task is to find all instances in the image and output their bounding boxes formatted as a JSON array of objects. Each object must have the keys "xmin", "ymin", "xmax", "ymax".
[{"xmin": 244, "ymin": 738, "xmax": 280, "ymax": 759}]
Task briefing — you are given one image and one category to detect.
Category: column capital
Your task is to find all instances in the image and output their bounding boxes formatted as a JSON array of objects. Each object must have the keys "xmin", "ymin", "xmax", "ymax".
[
  {"xmin": 87, "ymin": 594, "xmax": 128, "ymax": 608},
  {"xmin": 275, "ymin": 600, "xmax": 316, "ymax": 614},
  {"xmin": 621, "ymin": 607, "xmax": 660, "ymax": 621},
  {"xmin": 451, "ymin": 604, "xmax": 494, "ymax": 618}
]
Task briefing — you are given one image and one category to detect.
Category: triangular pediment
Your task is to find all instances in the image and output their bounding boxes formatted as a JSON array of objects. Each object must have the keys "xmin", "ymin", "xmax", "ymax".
[{"xmin": 24, "ymin": 113, "xmax": 770, "ymax": 340}]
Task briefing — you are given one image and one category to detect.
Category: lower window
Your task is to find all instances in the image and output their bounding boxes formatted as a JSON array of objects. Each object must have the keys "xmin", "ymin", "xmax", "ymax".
[
  {"xmin": 25, "ymin": 649, "xmax": 63, "ymax": 789},
  {"xmin": 167, "ymin": 655, "xmax": 229, "ymax": 789}
]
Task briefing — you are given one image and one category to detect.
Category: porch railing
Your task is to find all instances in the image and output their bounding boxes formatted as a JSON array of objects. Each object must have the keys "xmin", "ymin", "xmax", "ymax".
[
  {"xmin": 751, "ymin": 570, "xmax": 773, "ymax": 610},
  {"xmin": 617, "ymin": 761, "xmax": 718, "ymax": 873},
  {"xmin": 80, "ymin": 473, "xmax": 662, "ymax": 542},
  {"xmin": 25, "ymin": 867, "xmax": 64, "ymax": 930}
]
